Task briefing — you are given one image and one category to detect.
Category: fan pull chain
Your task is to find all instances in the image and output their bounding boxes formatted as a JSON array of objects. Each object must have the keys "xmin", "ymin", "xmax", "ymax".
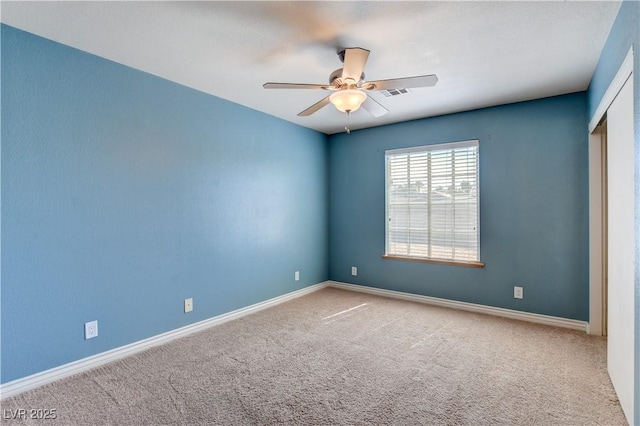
[{"xmin": 345, "ymin": 111, "xmax": 351, "ymax": 134}]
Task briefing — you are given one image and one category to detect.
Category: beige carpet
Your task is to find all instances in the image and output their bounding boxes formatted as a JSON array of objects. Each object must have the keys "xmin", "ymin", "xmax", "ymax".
[{"xmin": 1, "ymin": 287, "xmax": 626, "ymax": 425}]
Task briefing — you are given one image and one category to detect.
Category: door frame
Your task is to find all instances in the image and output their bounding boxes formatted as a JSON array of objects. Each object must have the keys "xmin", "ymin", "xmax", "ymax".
[
  {"xmin": 588, "ymin": 124, "xmax": 606, "ymax": 336},
  {"xmin": 587, "ymin": 46, "xmax": 633, "ymax": 336}
]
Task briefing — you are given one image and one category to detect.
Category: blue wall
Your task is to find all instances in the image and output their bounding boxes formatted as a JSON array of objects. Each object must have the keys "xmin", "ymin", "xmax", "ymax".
[
  {"xmin": 329, "ymin": 93, "xmax": 589, "ymax": 320},
  {"xmin": 3, "ymin": 3, "xmax": 632, "ymax": 388},
  {"xmin": 1, "ymin": 25, "xmax": 329, "ymax": 384},
  {"xmin": 586, "ymin": 1, "xmax": 640, "ymax": 423}
]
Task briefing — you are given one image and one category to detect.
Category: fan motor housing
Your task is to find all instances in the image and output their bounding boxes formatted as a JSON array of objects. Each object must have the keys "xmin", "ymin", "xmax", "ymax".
[{"xmin": 330, "ymin": 68, "xmax": 365, "ymax": 88}]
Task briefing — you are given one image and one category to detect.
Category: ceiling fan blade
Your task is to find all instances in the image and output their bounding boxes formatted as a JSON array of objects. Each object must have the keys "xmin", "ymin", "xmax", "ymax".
[
  {"xmin": 263, "ymin": 83, "xmax": 331, "ymax": 90},
  {"xmin": 361, "ymin": 97, "xmax": 389, "ymax": 118},
  {"xmin": 341, "ymin": 48, "xmax": 370, "ymax": 83},
  {"xmin": 298, "ymin": 96, "xmax": 331, "ymax": 116},
  {"xmin": 363, "ymin": 74, "xmax": 438, "ymax": 91}
]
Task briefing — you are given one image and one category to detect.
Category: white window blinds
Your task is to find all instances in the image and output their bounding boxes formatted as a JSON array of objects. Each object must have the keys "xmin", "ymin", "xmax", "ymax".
[{"xmin": 385, "ymin": 140, "xmax": 479, "ymax": 262}]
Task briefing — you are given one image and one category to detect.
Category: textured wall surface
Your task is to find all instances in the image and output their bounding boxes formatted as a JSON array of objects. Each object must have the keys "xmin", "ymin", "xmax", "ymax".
[
  {"xmin": 329, "ymin": 93, "xmax": 589, "ymax": 320},
  {"xmin": 1, "ymin": 25, "xmax": 329, "ymax": 383},
  {"xmin": 4, "ymin": 1, "xmax": 636, "ymax": 391}
]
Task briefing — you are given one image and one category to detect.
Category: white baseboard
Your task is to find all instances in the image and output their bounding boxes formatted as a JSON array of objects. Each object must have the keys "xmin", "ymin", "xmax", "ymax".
[
  {"xmin": 0, "ymin": 281, "xmax": 329, "ymax": 400},
  {"xmin": 2, "ymin": 279, "xmax": 588, "ymax": 399},
  {"xmin": 328, "ymin": 281, "xmax": 588, "ymax": 332}
]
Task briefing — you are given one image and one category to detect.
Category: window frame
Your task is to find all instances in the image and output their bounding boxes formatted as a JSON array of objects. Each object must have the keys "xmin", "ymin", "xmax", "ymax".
[{"xmin": 383, "ymin": 139, "xmax": 484, "ymax": 268}]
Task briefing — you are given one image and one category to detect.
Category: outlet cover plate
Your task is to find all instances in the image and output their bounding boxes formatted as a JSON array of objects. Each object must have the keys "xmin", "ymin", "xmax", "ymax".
[
  {"xmin": 184, "ymin": 298, "xmax": 193, "ymax": 313},
  {"xmin": 514, "ymin": 286, "xmax": 524, "ymax": 299},
  {"xmin": 351, "ymin": 266, "xmax": 358, "ymax": 276},
  {"xmin": 85, "ymin": 320, "xmax": 98, "ymax": 340},
  {"xmin": 295, "ymin": 271, "xmax": 300, "ymax": 281}
]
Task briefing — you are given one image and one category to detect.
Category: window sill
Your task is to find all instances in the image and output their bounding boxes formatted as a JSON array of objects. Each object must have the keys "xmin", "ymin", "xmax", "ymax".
[{"xmin": 382, "ymin": 255, "xmax": 485, "ymax": 268}]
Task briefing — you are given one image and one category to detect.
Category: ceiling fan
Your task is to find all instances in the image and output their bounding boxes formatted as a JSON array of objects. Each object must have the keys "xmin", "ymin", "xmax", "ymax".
[{"xmin": 263, "ymin": 47, "xmax": 438, "ymax": 132}]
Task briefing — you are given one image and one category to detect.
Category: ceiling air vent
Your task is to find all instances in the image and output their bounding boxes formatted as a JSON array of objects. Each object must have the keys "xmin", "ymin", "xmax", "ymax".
[{"xmin": 380, "ymin": 88, "xmax": 410, "ymax": 97}]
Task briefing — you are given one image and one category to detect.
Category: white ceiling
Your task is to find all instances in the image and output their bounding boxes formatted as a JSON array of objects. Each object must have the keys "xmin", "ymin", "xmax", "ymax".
[{"xmin": 1, "ymin": 1, "xmax": 621, "ymax": 135}]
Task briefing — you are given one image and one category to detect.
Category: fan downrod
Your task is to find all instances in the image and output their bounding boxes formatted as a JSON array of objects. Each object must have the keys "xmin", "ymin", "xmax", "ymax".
[{"xmin": 337, "ymin": 49, "xmax": 346, "ymax": 63}]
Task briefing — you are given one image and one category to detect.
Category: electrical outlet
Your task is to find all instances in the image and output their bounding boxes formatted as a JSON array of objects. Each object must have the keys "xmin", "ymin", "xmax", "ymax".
[
  {"xmin": 514, "ymin": 286, "xmax": 524, "ymax": 299},
  {"xmin": 184, "ymin": 298, "xmax": 193, "ymax": 313},
  {"xmin": 351, "ymin": 266, "xmax": 358, "ymax": 276},
  {"xmin": 85, "ymin": 320, "xmax": 98, "ymax": 340},
  {"xmin": 295, "ymin": 271, "xmax": 300, "ymax": 281}
]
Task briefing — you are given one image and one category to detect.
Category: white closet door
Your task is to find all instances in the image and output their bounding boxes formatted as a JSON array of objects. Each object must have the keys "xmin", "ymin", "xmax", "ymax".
[{"xmin": 607, "ymin": 73, "xmax": 635, "ymax": 424}]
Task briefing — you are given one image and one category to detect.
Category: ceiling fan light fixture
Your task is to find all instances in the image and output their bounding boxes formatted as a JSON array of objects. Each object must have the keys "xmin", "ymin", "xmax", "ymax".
[{"xmin": 329, "ymin": 89, "xmax": 367, "ymax": 113}]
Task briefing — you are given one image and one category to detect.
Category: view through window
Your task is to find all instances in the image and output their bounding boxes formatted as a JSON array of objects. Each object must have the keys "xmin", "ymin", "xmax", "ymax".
[{"xmin": 385, "ymin": 140, "xmax": 479, "ymax": 263}]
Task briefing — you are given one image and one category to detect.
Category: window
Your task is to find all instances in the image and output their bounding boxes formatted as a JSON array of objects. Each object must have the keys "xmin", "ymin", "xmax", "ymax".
[{"xmin": 384, "ymin": 140, "xmax": 481, "ymax": 266}]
